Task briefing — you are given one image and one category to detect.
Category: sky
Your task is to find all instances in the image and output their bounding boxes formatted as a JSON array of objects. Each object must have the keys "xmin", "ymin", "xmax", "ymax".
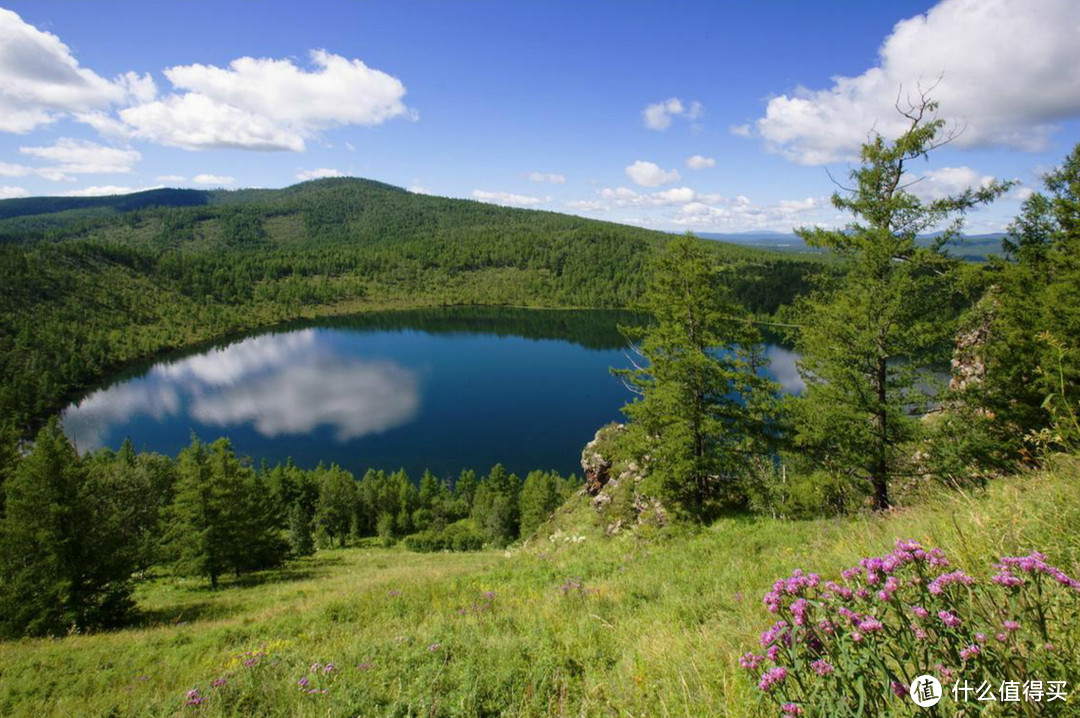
[{"xmin": 1, "ymin": 0, "xmax": 1079, "ymax": 234}]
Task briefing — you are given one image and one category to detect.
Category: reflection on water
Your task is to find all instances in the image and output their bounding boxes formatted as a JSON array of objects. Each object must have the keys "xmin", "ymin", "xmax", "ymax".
[
  {"xmin": 61, "ymin": 308, "xmax": 804, "ymax": 478},
  {"xmin": 64, "ymin": 330, "xmax": 420, "ymax": 451}
]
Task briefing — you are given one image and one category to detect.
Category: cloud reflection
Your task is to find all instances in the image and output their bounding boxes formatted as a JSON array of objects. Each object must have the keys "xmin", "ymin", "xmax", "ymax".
[
  {"xmin": 191, "ymin": 358, "xmax": 420, "ymax": 441},
  {"xmin": 62, "ymin": 330, "xmax": 421, "ymax": 450},
  {"xmin": 766, "ymin": 345, "xmax": 806, "ymax": 395}
]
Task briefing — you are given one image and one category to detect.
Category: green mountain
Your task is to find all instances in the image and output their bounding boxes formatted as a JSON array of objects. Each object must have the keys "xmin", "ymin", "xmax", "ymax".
[{"xmin": 0, "ymin": 178, "xmax": 823, "ymax": 434}]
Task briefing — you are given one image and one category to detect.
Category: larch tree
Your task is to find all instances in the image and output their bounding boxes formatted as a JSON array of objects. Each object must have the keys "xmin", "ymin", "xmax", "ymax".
[
  {"xmin": 614, "ymin": 232, "xmax": 777, "ymax": 521},
  {"xmin": 791, "ymin": 94, "xmax": 1009, "ymax": 510}
]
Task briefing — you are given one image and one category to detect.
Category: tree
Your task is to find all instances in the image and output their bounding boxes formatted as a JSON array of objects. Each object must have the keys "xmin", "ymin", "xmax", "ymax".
[
  {"xmin": 614, "ymin": 232, "xmax": 777, "ymax": 520},
  {"xmin": 519, "ymin": 470, "xmax": 562, "ymax": 538},
  {"xmin": 314, "ymin": 465, "xmax": 358, "ymax": 548},
  {"xmin": 791, "ymin": 95, "xmax": 1008, "ymax": 509},
  {"xmin": 978, "ymin": 143, "xmax": 1080, "ymax": 450},
  {"xmin": 0, "ymin": 419, "xmax": 135, "ymax": 636}
]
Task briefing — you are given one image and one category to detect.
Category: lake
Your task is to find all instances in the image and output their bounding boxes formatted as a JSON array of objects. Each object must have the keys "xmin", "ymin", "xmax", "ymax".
[{"xmin": 62, "ymin": 308, "xmax": 804, "ymax": 479}]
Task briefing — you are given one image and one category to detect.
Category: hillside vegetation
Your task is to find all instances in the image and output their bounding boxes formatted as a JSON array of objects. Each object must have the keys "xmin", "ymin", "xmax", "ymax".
[
  {"xmin": 0, "ymin": 456, "xmax": 1076, "ymax": 718},
  {"xmin": 0, "ymin": 179, "xmax": 822, "ymax": 434}
]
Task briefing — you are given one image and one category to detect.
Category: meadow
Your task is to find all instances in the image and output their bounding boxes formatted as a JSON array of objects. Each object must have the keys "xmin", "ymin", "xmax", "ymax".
[{"xmin": 2, "ymin": 457, "xmax": 1077, "ymax": 718}]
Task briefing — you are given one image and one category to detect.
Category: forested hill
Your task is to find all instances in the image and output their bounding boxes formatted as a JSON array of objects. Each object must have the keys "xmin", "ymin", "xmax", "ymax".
[{"xmin": 0, "ymin": 178, "xmax": 823, "ymax": 434}]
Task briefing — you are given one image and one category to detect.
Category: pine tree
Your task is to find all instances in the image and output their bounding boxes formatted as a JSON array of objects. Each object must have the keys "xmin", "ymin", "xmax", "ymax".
[
  {"xmin": 519, "ymin": 470, "xmax": 561, "ymax": 538},
  {"xmin": 0, "ymin": 419, "xmax": 135, "ymax": 636},
  {"xmin": 791, "ymin": 96, "xmax": 1008, "ymax": 509},
  {"xmin": 614, "ymin": 232, "xmax": 777, "ymax": 520},
  {"xmin": 314, "ymin": 465, "xmax": 357, "ymax": 548}
]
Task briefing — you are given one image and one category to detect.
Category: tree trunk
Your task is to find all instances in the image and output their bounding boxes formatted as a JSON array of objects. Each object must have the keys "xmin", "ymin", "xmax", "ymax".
[{"xmin": 872, "ymin": 355, "xmax": 890, "ymax": 511}]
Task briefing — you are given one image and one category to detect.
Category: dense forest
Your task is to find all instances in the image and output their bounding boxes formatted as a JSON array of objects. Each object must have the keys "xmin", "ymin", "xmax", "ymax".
[{"xmin": 0, "ymin": 179, "xmax": 822, "ymax": 436}]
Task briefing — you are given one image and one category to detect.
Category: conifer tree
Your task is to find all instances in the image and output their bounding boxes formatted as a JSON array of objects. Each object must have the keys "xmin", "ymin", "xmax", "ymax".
[
  {"xmin": 0, "ymin": 419, "xmax": 135, "ymax": 636},
  {"xmin": 615, "ymin": 232, "xmax": 777, "ymax": 520},
  {"xmin": 791, "ymin": 96, "xmax": 1008, "ymax": 509}
]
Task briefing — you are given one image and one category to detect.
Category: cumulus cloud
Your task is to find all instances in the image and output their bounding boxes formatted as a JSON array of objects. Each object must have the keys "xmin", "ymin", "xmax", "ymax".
[
  {"xmin": 625, "ymin": 160, "xmax": 681, "ymax": 187},
  {"xmin": 118, "ymin": 50, "xmax": 412, "ymax": 151},
  {"xmin": 471, "ymin": 190, "xmax": 546, "ymax": 207},
  {"xmin": 156, "ymin": 174, "xmax": 185, "ymax": 183},
  {"xmin": 0, "ymin": 8, "xmax": 153, "ymax": 133},
  {"xmin": 19, "ymin": 138, "xmax": 140, "ymax": 174},
  {"xmin": 757, "ymin": 0, "xmax": 1080, "ymax": 164},
  {"xmin": 642, "ymin": 97, "xmax": 703, "ymax": 131},
  {"xmin": 408, "ymin": 185, "xmax": 431, "ymax": 195},
  {"xmin": 597, "ymin": 186, "xmax": 724, "ymax": 208},
  {"xmin": 193, "ymin": 173, "xmax": 235, "ymax": 186},
  {"xmin": 565, "ymin": 200, "xmax": 609, "ymax": 213},
  {"xmin": 686, "ymin": 155, "xmax": 716, "ymax": 169},
  {"xmin": 0, "ymin": 185, "xmax": 29, "ymax": 199},
  {"xmin": 906, "ymin": 166, "xmax": 996, "ymax": 201},
  {"xmin": 297, "ymin": 167, "xmax": 345, "ymax": 180},
  {"xmin": 526, "ymin": 172, "xmax": 566, "ymax": 184}
]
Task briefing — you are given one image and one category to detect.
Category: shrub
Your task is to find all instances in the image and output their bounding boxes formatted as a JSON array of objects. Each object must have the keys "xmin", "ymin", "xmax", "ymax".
[
  {"xmin": 402, "ymin": 519, "xmax": 485, "ymax": 552},
  {"xmin": 743, "ymin": 540, "xmax": 1080, "ymax": 716}
]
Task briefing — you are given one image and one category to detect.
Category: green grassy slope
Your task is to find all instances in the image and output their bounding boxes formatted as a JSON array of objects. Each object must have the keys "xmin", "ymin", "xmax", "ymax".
[{"xmin": 3, "ymin": 457, "xmax": 1075, "ymax": 718}]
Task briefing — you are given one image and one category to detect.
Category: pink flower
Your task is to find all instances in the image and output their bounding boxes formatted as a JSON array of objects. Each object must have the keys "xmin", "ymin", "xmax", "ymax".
[
  {"xmin": 959, "ymin": 644, "xmax": 980, "ymax": 661},
  {"xmin": 810, "ymin": 659, "xmax": 834, "ymax": 677},
  {"xmin": 1003, "ymin": 620, "xmax": 1020, "ymax": 632},
  {"xmin": 781, "ymin": 703, "xmax": 804, "ymax": 716},
  {"xmin": 739, "ymin": 653, "xmax": 765, "ymax": 671},
  {"xmin": 758, "ymin": 666, "xmax": 788, "ymax": 692},
  {"xmin": 937, "ymin": 610, "xmax": 962, "ymax": 628}
]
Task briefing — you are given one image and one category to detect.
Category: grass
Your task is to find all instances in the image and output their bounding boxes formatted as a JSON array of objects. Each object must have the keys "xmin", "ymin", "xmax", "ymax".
[{"xmin": 2, "ymin": 458, "xmax": 1078, "ymax": 718}]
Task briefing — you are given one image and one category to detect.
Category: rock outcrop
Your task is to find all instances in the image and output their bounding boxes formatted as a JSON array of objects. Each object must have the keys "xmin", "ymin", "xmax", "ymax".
[{"xmin": 579, "ymin": 424, "xmax": 667, "ymax": 534}]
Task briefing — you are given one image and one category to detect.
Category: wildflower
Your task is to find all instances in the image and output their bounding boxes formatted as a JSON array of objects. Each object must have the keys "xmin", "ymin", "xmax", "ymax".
[
  {"xmin": 781, "ymin": 703, "xmax": 804, "ymax": 716},
  {"xmin": 1003, "ymin": 620, "xmax": 1020, "ymax": 632},
  {"xmin": 766, "ymin": 644, "xmax": 781, "ymax": 661},
  {"xmin": 909, "ymin": 605, "xmax": 929, "ymax": 619},
  {"xmin": 759, "ymin": 620, "xmax": 789, "ymax": 647},
  {"xmin": 323, "ymin": 663, "xmax": 336, "ymax": 674},
  {"xmin": 428, "ymin": 643, "xmax": 441, "ymax": 652},
  {"xmin": 996, "ymin": 633, "xmax": 1008, "ymax": 642},
  {"xmin": 934, "ymin": 663, "xmax": 954, "ymax": 680},
  {"xmin": 937, "ymin": 610, "xmax": 962, "ymax": 628},
  {"xmin": 482, "ymin": 590, "xmax": 496, "ymax": 600},
  {"xmin": 850, "ymin": 631, "xmax": 864, "ymax": 643},
  {"xmin": 297, "ymin": 677, "xmax": 310, "ymax": 688},
  {"xmin": 357, "ymin": 662, "xmax": 374, "ymax": 671},
  {"xmin": 891, "ymin": 681, "xmax": 907, "ymax": 698},
  {"xmin": 960, "ymin": 644, "xmax": 980, "ymax": 661},
  {"xmin": 184, "ymin": 688, "xmax": 204, "ymax": 707},
  {"xmin": 791, "ymin": 598, "xmax": 810, "ymax": 626},
  {"xmin": 810, "ymin": 659, "xmax": 834, "ymax": 677},
  {"xmin": 910, "ymin": 623, "xmax": 928, "ymax": 640},
  {"xmin": 210, "ymin": 677, "xmax": 227, "ymax": 687},
  {"xmin": 739, "ymin": 653, "xmax": 765, "ymax": 671},
  {"xmin": 387, "ymin": 589, "xmax": 402, "ymax": 597},
  {"xmin": 758, "ymin": 666, "xmax": 788, "ymax": 692},
  {"xmin": 975, "ymin": 633, "xmax": 987, "ymax": 644},
  {"xmin": 309, "ymin": 663, "xmax": 321, "ymax": 673},
  {"xmin": 928, "ymin": 571, "xmax": 975, "ymax": 595},
  {"xmin": 856, "ymin": 617, "xmax": 883, "ymax": 633}
]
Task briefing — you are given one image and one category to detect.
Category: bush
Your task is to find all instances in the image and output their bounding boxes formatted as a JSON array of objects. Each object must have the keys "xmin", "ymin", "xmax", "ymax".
[
  {"xmin": 742, "ymin": 539, "xmax": 1080, "ymax": 717},
  {"xmin": 402, "ymin": 519, "xmax": 485, "ymax": 552}
]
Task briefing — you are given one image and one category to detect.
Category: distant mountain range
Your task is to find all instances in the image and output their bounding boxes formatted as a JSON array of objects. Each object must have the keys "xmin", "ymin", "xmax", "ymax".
[{"xmin": 695, "ymin": 231, "xmax": 1008, "ymax": 261}]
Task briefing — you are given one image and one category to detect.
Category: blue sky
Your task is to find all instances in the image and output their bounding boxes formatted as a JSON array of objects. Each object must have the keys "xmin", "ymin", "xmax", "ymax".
[{"xmin": 2, "ymin": 0, "xmax": 1079, "ymax": 233}]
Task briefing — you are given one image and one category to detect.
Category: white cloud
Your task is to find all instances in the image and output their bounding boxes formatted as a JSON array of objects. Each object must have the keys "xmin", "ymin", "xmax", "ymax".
[
  {"xmin": 729, "ymin": 123, "xmax": 752, "ymax": 138},
  {"xmin": 408, "ymin": 185, "xmax": 431, "ymax": 194},
  {"xmin": 0, "ymin": 8, "xmax": 153, "ymax": 133},
  {"xmin": 565, "ymin": 200, "xmax": 608, "ymax": 212},
  {"xmin": 757, "ymin": 0, "xmax": 1080, "ymax": 164},
  {"xmin": 118, "ymin": 50, "xmax": 412, "ymax": 151},
  {"xmin": 642, "ymin": 97, "xmax": 704, "ymax": 131},
  {"xmin": 471, "ymin": 190, "xmax": 546, "ymax": 207},
  {"xmin": 0, "ymin": 185, "xmax": 29, "ymax": 199},
  {"xmin": 906, "ymin": 166, "xmax": 996, "ymax": 201},
  {"xmin": 193, "ymin": 173, "xmax": 235, "ymax": 186},
  {"xmin": 60, "ymin": 185, "xmax": 157, "ymax": 197},
  {"xmin": 1012, "ymin": 185, "xmax": 1035, "ymax": 201},
  {"xmin": 526, "ymin": 172, "xmax": 566, "ymax": 184},
  {"xmin": 596, "ymin": 186, "xmax": 724, "ymax": 208},
  {"xmin": 156, "ymin": 174, "xmax": 185, "ymax": 183},
  {"xmin": 686, "ymin": 155, "xmax": 716, "ymax": 170},
  {"xmin": 19, "ymin": 138, "xmax": 140, "ymax": 174},
  {"xmin": 297, "ymin": 167, "xmax": 345, "ymax": 180},
  {"xmin": 625, "ymin": 160, "xmax": 681, "ymax": 187}
]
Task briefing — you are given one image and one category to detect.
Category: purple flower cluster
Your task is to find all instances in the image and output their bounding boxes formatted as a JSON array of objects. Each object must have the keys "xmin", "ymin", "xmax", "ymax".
[
  {"xmin": 559, "ymin": 578, "xmax": 586, "ymax": 595},
  {"xmin": 992, "ymin": 551, "xmax": 1080, "ymax": 591},
  {"xmin": 742, "ymin": 538, "xmax": 1080, "ymax": 714},
  {"xmin": 184, "ymin": 689, "xmax": 204, "ymax": 707}
]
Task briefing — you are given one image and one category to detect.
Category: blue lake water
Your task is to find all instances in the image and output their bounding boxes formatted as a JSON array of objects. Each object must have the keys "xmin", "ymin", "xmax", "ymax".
[{"xmin": 62, "ymin": 308, "xmax": 804, "ymax": 479}]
